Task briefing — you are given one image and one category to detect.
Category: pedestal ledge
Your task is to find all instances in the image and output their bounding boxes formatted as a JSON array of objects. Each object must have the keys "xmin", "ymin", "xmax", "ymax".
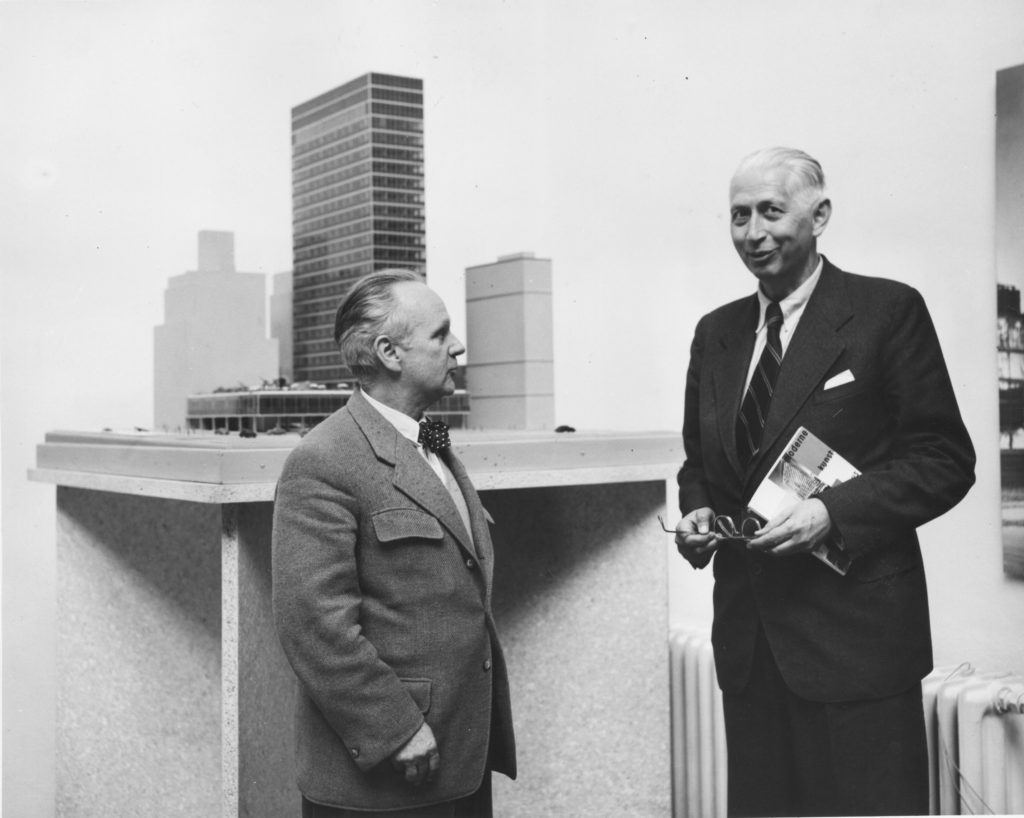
[{"xmin": 31, "ymin": 429, "xmax": 684, "ymax": 501}]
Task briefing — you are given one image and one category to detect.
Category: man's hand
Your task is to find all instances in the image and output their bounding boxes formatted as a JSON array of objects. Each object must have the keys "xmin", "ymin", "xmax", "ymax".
[
  {"xmin": 390, "ymin": 721, "xmax": 440, "ymax": 785},
  {"xmin": 746, "ymin": 498, "xmax": 832, "ymax": 557},
  {"xmin": 674, "ymin": 506, "xmax": 719, "ymax": 561}
]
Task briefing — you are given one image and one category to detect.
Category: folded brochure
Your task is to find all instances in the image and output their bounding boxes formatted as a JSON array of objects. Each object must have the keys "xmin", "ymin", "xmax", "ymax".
[{"xmin": 746, "ymin": 426, "xmax": 856, "ymax": 575}]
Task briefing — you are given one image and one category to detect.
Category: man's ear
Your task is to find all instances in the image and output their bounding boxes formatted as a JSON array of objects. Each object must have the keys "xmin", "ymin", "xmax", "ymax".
[
  {"xmin": 373, "ymin": 335, "xmax": 403, "ymax": 375},
  {"xmin": 812, "ymin": 197, "xmax": 832, "ymax": 237}
]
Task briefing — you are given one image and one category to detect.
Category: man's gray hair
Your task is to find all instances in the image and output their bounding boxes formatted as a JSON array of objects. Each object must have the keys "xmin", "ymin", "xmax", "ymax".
[
  {"xmin": 333, "ymin": 269, "xmax": 424, "ymax": 381},
  {"xmin": 734, "ymin": 146, "xmax": 827, "ymax": 203}
]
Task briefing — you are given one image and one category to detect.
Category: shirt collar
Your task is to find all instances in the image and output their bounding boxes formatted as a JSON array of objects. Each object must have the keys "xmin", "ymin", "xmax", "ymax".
[
  {"xmin": 361, "ymin": 390, "xmax": 423, "ymax": 445},
  {"xmin": 755, "ymin": 256, "xmax": 824, "ymax": 331}
]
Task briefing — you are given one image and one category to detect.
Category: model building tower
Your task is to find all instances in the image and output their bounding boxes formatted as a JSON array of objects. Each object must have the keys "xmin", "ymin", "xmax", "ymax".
[
  {"xmin": 465, "ymin": 252, "xmax": 555, "ymax": 430},
  {"xmin": 153, "ymin": 231, "xmax": 279, "ymax": 431},
  {"xmin": 291, "ymin": 73, "xmax": 425, "ymax": 384},
  {"xmin": 270, "ymin": 271, "xmax": 294, "ymax": 384}
]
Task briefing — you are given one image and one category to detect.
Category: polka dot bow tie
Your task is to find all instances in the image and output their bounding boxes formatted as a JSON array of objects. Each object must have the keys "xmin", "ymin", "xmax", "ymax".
[{"xmin": 417, "ymin": 418, "xmax": 451, "ymax": 454}]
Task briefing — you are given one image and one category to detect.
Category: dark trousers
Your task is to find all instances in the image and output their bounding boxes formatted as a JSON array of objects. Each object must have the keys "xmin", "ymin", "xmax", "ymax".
[
  {"xmin": 722, "ymin": 627, "xmax": 929, "ymax": 817},
  {"xmin": 301, "ymin": 773, "xmax": 492, "ymax": 818}
]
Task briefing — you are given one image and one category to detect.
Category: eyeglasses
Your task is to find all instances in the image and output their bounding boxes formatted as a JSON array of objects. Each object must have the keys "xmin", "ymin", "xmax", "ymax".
[{"xmin": 657, "ymin": 514, "xmax": 763, "ymax": 541}]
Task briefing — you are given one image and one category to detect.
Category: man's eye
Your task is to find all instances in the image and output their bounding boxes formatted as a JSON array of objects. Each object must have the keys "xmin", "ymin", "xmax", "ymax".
[{"xmin": 732, "ymin": 213, "xmax": 749, "ymax": 225}]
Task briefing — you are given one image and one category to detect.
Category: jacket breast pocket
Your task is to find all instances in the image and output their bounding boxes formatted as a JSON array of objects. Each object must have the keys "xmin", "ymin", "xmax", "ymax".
[
  {"xmin": 813, "ymin": 377, "xmax": 876, "ymax": 405},
  {"xmin": 372, "ymin": 508, "xmax": 444, "ymax": 546}
]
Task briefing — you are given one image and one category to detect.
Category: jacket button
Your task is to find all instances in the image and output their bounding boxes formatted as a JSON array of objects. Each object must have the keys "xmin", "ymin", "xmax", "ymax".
[
  {"xmin": 483, "ymin": 659, "xmax": 492, "ymax": 671},
  {"xmin": 350, "ymin": 748, "xmax": 360, "ymax": 758},
  {"xmin": 466, "ymin": 558, "xmax": 476, "ymax": 569}
]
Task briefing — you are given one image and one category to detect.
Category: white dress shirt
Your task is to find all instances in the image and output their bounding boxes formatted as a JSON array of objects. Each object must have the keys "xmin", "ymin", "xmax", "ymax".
[
  {"xmin": 743, "ymin": 257, "xmax": 824, "ymax": 393},
  {"xmin": 361, "ymin": 390, "xmax": 446, "ymax": 483}
]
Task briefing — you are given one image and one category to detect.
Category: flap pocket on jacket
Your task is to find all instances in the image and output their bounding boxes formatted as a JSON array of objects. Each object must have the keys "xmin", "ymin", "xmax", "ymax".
[
  {"xmin": 372, "ymin": 508, "xmax": 444, "ymax": 544},
  {"xmin": 400, "ymin": 677, "xmax": 432, "ymax": 714},
  {"xmin": 850, "ymin": 547, "xmax": 918, "ymax": 583},
  {"xmin": 483, "ymin": 507, "xmax": 495, "ymax": 525}
]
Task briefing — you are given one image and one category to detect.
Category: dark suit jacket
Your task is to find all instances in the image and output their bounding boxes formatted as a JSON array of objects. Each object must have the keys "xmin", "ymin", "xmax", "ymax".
[
  {"xmin": 678, "ymin": 259, "xmax": 975, "ymax": 702},
  {"xmin": 272, "ymin": 389, "xmax": 516, "ymax": 811}
]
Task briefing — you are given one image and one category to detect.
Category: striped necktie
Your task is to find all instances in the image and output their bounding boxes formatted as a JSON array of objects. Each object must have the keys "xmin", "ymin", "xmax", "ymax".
[{"xmin": 736, "ymin": 301, "xmax": 783, "ymax": 465}]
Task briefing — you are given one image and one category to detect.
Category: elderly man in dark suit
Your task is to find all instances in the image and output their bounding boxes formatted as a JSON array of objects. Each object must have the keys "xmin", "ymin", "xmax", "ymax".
[
  {"xmin": 673, "ymin": 147, "xmax": 975, "ymax": 817},
  {"xmin": 273, "ymin": 270, "xmax": 516, "ymax": 817}
]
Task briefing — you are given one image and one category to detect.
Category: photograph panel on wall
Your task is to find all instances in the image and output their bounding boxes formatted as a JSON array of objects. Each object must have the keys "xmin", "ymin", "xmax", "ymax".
[{"xmin": 996, "ymin": 62, "xmax": 1024, "ymax": 580}]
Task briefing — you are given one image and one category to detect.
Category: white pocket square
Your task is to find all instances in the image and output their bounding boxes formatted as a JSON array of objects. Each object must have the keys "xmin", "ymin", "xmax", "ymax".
[{"xmin": 824, "ymin": 369, "xmax": 855, "ymax": 390}]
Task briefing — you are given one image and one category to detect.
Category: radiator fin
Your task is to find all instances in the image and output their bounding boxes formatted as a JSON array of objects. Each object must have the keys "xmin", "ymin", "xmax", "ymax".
[
  {"xmin": 669, "ymin": 630, "xmax": 726, "ymax": 818},
  {"xmin": 923, "ymin": 665, "xmax": 1024, "ymax": 815}
]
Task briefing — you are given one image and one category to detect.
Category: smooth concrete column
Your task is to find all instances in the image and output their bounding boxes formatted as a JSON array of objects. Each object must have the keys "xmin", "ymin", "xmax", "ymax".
[
  {"xmin": 222, "ymin": 502, "xmax": 299, "ymax": 817},
  {"xmin": 485, "ymin": 480, "xmax": 671, "ymax": 817},
  {"xmin": 55, "ymin": 487, "xmax": 222, "ymax": 816}
]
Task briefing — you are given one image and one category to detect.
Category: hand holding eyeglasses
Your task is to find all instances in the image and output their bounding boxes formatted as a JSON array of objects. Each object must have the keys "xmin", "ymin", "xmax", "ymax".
[
  {"xmin": 660, "ymin": 498, "xmax": 832, "ymax": 559},
  {"xmin": 658, "ymin": 511, "xmax": 763, "ymax": 547},
  {"xmin": 659, "ymin": 507, "xmax": 719, "ymax": 563}
]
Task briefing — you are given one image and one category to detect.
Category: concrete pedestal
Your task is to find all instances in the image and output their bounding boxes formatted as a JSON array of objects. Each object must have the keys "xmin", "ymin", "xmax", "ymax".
[
  {"xmin": 33, "ymin": 428, "xmax": 681, "ymax": 817},
  {"xmin": 487, "ymin": 483, "xmax": 670, "ymax": 816}
]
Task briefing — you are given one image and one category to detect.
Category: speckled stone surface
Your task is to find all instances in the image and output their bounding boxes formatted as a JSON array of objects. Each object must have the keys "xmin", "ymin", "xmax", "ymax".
[
  {"xmin": 56, "ymin": 487, "xmax": 222, "ymax": 817},
  {"xmin": 486, "ymin": 481, "xmax": 671, "ymax": 817}
]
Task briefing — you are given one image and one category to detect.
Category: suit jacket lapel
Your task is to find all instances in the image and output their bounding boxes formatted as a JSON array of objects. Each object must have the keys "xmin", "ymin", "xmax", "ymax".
[
  {"xmin": 393, "ymin": 447, "xmax": 477, "ymax": 557},
  {"xmin": 443, "ymin": 449, "xmax": 494, "ymax": 591},
  {"xmin": 752, "ymin": 260, "xmax": 851, "ymax": 475},
  {"xmin": 348, "ymin": 390, "xmax": 477, "ymax": 560},
  {"xmin": 711, "ymin": 294, "xmax": 760, "ymax": 479}
]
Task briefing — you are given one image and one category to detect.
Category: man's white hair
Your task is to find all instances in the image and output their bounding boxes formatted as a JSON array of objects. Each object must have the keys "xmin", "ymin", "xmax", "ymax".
[
  {"xmin": 733, "ymin": 147, "xmax": 827, "ymax": 204},
  {"xmin": 333, "ymin": 269, "xmax": 423, "ymax": 382}
]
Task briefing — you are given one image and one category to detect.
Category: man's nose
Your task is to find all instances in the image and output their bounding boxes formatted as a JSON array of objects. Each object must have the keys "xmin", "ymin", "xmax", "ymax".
[
  {"xmin": 449, "ymin": 336, "xmax": 466, "ymax": 357},
  {"xmin": 744, "ymin": 213, "xmax": 766, "ymax": 243}
]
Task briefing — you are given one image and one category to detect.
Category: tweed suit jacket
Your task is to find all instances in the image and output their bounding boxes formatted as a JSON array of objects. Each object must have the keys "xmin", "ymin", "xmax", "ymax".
[
  {"xmin": 678, "ymin": 259, "xmax": 976, "ymax": 702},
  {"xmin": 272, "ymin": 388, "xmax": 516, "ymax": 811}
]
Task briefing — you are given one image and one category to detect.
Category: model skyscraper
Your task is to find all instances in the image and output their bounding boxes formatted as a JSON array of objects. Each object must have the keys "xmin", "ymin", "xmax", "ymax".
[
  {"xmin": 466, "ymin": 252, "xmax": 555, "ymax": 429},
  {"xmin": 291, "ymin": 73, "xmax": 425, "ymax": 384}
]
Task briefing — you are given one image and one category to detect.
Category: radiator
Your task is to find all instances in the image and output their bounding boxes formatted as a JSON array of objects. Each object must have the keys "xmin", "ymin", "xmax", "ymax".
[
  {"xmin": 671, "ymin": 633, "xmax": 1024, "ymax": 817},
  {"xmin": 669, "ymin": 630, "xmax": 727, "ymax": 818},
  {"xmin": 923, "ymin": 664, "xmax": 1024, "ymax": 815}
]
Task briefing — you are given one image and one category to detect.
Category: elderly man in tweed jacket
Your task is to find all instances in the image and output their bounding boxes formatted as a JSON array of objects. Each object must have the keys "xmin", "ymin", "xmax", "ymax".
[{"xmin": 273, "ymin": 270, "xmax": 516, "ymax": 817}]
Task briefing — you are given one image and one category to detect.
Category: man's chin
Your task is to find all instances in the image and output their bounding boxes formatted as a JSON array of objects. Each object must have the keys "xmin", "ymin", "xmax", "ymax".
[
  {"xmin": 747, "ymin": 258, "xmax": 779, "ymax": 277},
  {"xmin": 433, "ymin": 380, "xmax": 456, "ymax": 401}
]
